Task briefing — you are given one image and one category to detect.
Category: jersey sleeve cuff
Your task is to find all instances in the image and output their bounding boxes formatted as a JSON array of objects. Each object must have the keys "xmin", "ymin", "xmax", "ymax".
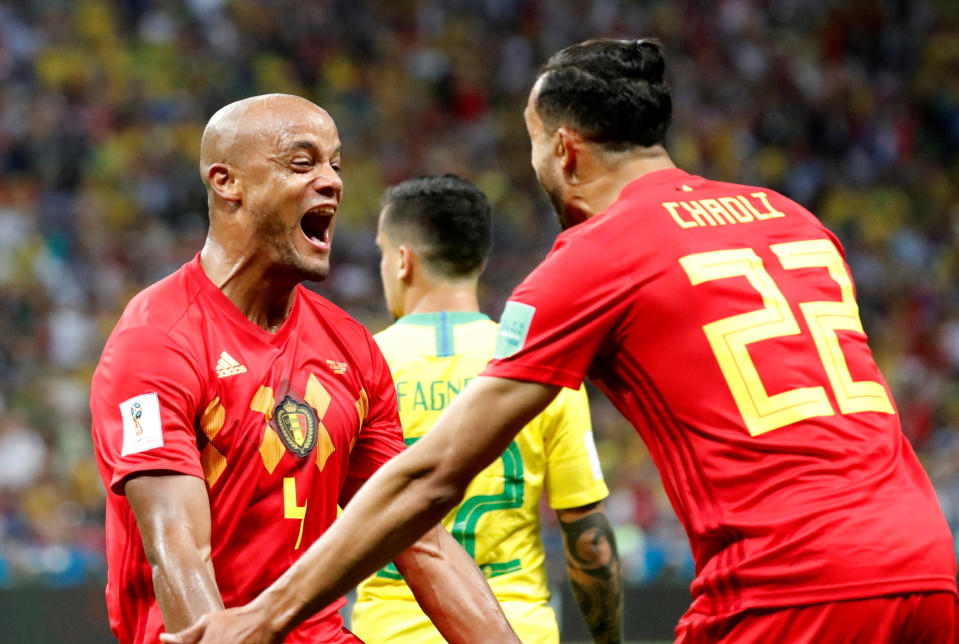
[
  {"xmin": 110, "ymin": 462, "xmax": 206, "ymax": 496},
  {"xmin": 547, "ymin": 484, "xmax": 610, "ymax": 510},
  {"xmin": 480, "ymin": 361, "xmax": 584, "ymax": 390}
]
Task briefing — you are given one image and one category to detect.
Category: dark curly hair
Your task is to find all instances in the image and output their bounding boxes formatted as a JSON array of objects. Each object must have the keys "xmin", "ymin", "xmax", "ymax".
[{"xmin": 535, "ymin": 38, "xmax": 672, "ymax": 151}]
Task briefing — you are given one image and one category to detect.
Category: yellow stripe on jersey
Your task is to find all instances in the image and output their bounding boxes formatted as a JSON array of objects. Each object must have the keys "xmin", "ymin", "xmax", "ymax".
[{"xmin": 352, "ymin": 312, "xmax": 608, "ymax": 644}]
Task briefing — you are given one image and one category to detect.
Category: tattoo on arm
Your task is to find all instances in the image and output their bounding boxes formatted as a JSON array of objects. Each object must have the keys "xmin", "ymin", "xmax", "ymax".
[{"xmin": 557, "ymin": 502, "xmax": 623, "ymax": 644}]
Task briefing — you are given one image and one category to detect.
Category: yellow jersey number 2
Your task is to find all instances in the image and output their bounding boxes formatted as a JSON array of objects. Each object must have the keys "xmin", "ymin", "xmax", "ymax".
[{"xmin": 679, "ymin": 239, "xmax": 894, "ymax": 437}]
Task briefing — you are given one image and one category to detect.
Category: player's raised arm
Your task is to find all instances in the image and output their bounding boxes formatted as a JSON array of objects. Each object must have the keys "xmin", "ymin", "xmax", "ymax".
[
  {"xmin": 126, "ymin": 473, "xmax": 224, "ymax": 632},
  {"xmin": 160, "ymin": 375, "xmax": 557, "ymax": 644},
  {"xmin": 391, "ymin": 524, "xmax": 521, "ymax": 643},
  {"xmin": 556, "ymin": 501, "xmax": 623, "ymax": 644}
]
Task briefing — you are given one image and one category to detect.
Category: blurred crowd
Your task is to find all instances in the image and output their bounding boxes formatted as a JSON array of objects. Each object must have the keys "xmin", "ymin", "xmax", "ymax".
[{"xmin": 0, "ymin": 0, "xmax": 957, "ymax": 591}]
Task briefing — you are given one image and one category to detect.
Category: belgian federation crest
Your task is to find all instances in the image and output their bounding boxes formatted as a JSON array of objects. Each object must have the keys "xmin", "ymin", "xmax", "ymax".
[{"xmin": 274, "ymin": 395, "xmax": 318, "ymax": 458}]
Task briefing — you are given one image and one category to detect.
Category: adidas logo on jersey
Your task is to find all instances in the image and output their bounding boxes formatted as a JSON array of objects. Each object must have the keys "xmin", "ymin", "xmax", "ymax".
[{"xmin": 216, "ymin": 352, "xmax": 247, "ymax": 378}]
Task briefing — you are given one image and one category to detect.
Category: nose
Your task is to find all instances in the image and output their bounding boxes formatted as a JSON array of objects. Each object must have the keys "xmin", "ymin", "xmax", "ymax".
[{"xmin": 313, "ymin": 165, "xmax": 343, "ymax": 198}]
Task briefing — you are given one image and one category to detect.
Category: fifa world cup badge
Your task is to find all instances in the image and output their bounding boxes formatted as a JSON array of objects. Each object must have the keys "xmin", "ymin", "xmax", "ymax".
[
  {"xmin": 119, "ymin": 392, "xmax": 163, "ymax": 456},
  {"xmin": 131, "ymin": 402, "xmax": 144, "ymax": 436}
]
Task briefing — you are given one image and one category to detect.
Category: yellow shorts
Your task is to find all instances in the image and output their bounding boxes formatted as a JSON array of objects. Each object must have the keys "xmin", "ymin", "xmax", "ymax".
[{"xmin": 351, "ymin": 597, "xmax": 559, "ymax": 644}]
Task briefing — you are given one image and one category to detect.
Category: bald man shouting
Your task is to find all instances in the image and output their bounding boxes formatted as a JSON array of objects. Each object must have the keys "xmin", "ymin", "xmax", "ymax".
[{"xmin": 90, "ymin": 94, "xmax": 519, "ymax": 644}]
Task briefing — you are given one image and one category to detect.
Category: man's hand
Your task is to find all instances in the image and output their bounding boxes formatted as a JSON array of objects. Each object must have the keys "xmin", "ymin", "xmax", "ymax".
[{"xmin": 159, "ymin": 603, "xmax": 282, "ymax": 644}]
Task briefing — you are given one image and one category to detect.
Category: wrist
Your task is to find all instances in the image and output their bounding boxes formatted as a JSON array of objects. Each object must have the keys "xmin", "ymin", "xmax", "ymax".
[{"xmin": 249, "ymin": 585, "xmax": 299, "ymax": 639}]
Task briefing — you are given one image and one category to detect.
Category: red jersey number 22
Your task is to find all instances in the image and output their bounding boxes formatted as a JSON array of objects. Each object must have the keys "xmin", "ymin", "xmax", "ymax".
[{"xmin": 679, "ymin": 239, "xmax": 894, "ymax": 437}]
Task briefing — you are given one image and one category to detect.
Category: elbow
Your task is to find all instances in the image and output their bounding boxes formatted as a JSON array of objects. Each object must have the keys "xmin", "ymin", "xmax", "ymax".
[
  {"xmin": 422, "ymin": 476, "xmax": 465, "ymax": 516},
  {"xmin": 414, "ymin": 447, "xmax": 470, "ymax": 518}
]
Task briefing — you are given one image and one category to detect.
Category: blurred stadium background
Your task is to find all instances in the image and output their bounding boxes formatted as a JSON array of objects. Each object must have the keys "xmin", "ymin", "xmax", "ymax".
[{"xmin": 0, "ymin": 0, "xmax": 957, "ymax": 641}]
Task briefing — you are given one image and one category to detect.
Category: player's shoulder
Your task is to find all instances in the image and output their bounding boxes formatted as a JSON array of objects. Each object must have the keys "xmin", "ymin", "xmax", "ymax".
[
  {"xmin": 372, "ymin": 320, "xmax": 403, "ymax": 344},
  {"xmin": 296, "ymin": 286, "xmax": 375, "ymax": 348},
  {"xmin": 296, "ymin": 286, "xmax": 364, "ymax": 326},
  {"xmin": 98, "ymin": 257, "xmax": 226, "ymax": 383},
  {"xmin": 109, "ymin": 261, "xmax": 200, "ymax": 344},
  {"xmin": 372, "ymin": 321, "xmax": 409, "ymax": 351},
  {"xmin": 372, "ymin": 321, "xmax": 412, "ymax": 366},
  {"xmin": 456, "ymin": 316, "xmax": 499, "ymax": 353},
  {"xmin": 374, "ymin": 314, "xmax": 497, "ymax": 366},
  {"xmin": 537, "ymin": 382, "xmax": 588, "ymax": 424},
  {"xmin": 700, "ymin": 177, "xmax": 820, "ymax": 218},
  {"xmin": 646, "ymin": 171, "xmax": 829, "ymax": 238}
]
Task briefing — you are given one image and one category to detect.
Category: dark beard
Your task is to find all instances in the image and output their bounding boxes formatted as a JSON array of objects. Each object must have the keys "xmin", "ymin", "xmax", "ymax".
[
  {"xmin": 542, "ymin": 178, "xmax": 576, "ymax": 230},
  {"xmin": 252, "ymin": 207, "xmax": 330, "ymax": 283}
]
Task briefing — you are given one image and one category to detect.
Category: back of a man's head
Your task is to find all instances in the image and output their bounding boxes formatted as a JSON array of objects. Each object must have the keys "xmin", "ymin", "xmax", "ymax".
[
  {"xmin": 536, "ymin": 38, "xmax": 672, "ymax": 151},
  {"xmin": 381, "ymin": 174, "xmax": 492, "ymax": 280}
]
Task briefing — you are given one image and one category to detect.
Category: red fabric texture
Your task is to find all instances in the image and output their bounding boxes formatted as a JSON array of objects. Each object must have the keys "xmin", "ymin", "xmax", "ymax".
[
  {"xmin": 483, "ymin": 169, "xmax": 957, "ymax": 617},
  {"xmin": 91, "ymin": 255, "xmax": 403, "ymax": 643}
]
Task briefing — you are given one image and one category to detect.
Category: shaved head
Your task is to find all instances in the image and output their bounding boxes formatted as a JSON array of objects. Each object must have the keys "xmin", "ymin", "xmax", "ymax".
[
  {"xmin": 198, "ymin": 93, "xmax": 343, "ymax": 284},
  {"xmin": 199, "ymin": 94, "xmax": 332, "ymax": 187}
]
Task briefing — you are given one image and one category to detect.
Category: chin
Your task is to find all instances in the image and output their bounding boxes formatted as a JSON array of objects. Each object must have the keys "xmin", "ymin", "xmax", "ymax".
[
  {"xmin": 540, "ymin": 179, "xmax": 572, "ymax": 228},
  {"xmin": 557, "ymin": 207, "xmax": 588, "ymax": 230},
  {"xmin": 551, "ymin": 197, "xmax": 578, "ymax": 230},
  {"xmin": 300, "ymin": 264, "xmax": 330, "ymax": 282},
  {"xmin": 288, "ymin": 254, "xmax": 330, "ymax": 283}
]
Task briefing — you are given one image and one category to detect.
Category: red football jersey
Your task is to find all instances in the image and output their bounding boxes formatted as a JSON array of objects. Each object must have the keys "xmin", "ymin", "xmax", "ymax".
[
  {"xmin": 484, "ymin": 168, "xmax": 957, "ymax": 618},
  {"xmin": 91, "ymin": 255, "xmax": 403, "ymax": 643}
]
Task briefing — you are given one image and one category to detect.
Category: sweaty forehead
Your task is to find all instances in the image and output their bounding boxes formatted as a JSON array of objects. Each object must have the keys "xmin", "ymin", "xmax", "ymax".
[
  {"xmin": 201, "ymin": 95, "xmax": 340, "ymax": 169},
  {"xmin": 249, "ymin": 103, "xmax": 339, "ymax": 153}
]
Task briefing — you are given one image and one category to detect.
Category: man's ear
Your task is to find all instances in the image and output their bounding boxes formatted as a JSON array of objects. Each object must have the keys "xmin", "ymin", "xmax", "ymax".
[
  {"xmin": 207, "ymin": 163, "xmax": 241, "ymax": 205},
  {"xmin": 397, "ymin": 245, "xmax": 414, "ymax": 282},
  {"xmin": 556, "ymin": 127, "xmax": 581, "ymax": 181}
]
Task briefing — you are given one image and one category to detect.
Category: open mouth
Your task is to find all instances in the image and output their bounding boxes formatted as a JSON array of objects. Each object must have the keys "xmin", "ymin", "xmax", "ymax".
[{"xmin": 300, "ymin": 207, "xmax": 334, "ymax": 248}]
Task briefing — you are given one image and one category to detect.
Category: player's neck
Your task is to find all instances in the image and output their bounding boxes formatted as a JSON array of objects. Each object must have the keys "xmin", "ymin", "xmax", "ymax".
[
  {"xmin": 199, "ymin": 239, "xmax": 298, "ymax": 333},
  {"xmin": 402, "ymin": 283, "xmax": 480, "ymax": 316},
  {"xmin": 570, "ymin": 147, "xmax": 676, "ymax": 219}
]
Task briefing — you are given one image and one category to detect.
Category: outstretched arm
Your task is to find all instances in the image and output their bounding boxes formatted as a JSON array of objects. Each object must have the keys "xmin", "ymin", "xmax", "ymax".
[
  {"xmin": 160, "ymin": 375, "xmax": 558, "ymax": 643},
  {"xmin": 393, "ymin": 524, "xmax": 519, "ymax": 643},
  {"xmin": 556, "ymin": 501, "xmax": 623, "ymax": 644},
  {"xmin": 125, "ymin": 473, "xmax": 224, "ymax": 633}
]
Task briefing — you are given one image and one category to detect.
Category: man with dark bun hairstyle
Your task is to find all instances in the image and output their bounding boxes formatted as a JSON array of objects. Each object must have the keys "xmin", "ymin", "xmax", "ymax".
[{"xmin": 164, "ymin": 40, "xmax": 958, "ymax": 644}]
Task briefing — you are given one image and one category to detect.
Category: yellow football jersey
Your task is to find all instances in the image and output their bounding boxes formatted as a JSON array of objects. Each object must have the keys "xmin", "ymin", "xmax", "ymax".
[{"xmin": 351, "ymin": 312, "xmax": 608, "ymax": 644}]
